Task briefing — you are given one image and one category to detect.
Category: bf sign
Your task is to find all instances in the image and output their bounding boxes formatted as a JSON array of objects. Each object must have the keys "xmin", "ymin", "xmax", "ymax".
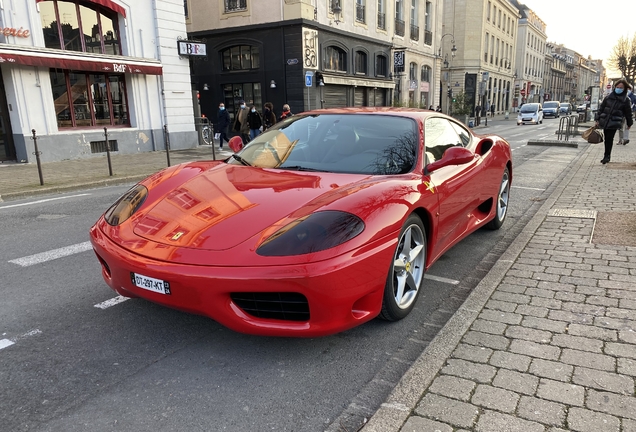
[{"xmin": 305, "ymin": 71, "xmax": 314, "ymax": 87}]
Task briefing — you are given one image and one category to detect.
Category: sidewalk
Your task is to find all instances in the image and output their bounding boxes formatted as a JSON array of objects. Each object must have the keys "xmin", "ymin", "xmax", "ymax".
[
  {"xmin": 0, "ymin": 145, "xmax": 232, "ymax": 202},
  {"xmin": 364, "ymin": 141, "xmax": 636, "ymax": 431}
]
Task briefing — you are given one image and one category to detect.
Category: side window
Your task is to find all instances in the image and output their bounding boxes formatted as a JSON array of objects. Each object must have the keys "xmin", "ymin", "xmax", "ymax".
[
  {"xmin": 424, "ymin": 118, "xmax": 462, "ymax": 163},
  {"xmin": 450, "ymin": 122, "xmax": 471, "ymax": 147}
]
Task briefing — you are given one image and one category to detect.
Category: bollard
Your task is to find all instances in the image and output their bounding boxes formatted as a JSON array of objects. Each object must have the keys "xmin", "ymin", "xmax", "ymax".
[
  {"xmin": 31, "ymin": 129, "xmax": 44, "ymax": 185},
  {"xmin": 103, "ymin": 127, "xmax": 113, "ymax": 176},
  {"xmin": 163, "ymin": 124, "xmax": 171, "ymax": 167}
]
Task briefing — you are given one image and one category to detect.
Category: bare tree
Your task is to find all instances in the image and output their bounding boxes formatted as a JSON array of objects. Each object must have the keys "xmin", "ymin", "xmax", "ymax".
[{"xmin": 608, "ymin": 34, "xmax": 636, "ymax": 85}]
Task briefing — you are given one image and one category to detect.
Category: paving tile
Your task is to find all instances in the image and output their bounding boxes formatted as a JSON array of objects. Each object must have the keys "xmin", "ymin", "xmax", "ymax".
[
  {"xmin": 623, "ymin": 419, "xmax": 636, "ymax": 432},
  {"xmin": 428, "ymin": 375, "xmax": 476, "ymax": 402},
  {"xmin": 586, "ymin": 390, "xmax": 636, "ymax": 420},
  {"xmin": 618, "ymin": 357, "xmax": 636, "ymax": 377},
  {"xmin": 452, "ymin": 343, "xmax": 493, "ymax": 363},
  {"xmin": 526, "ymin": 288, "xmax": 557, "ymax": 298},
  {"xmin": 485, "ymin": 299, "xmax": 517, "ymax": 313},
  {"xmin": 561, "ymin": 302, "xmax": 605, "ymax": 316},
  {"xmin": 586, "ymin": 296, "xmax": 619, "ymax": 307},
  {"xmin": 462, "ymin": 331, "xmax": 510, "ymax": 350},
  {"xmin": 593, "ymin": 316, "xmax": 636, "ymax": 331},
  {"xmin": 414, "ymin": 393, "xmax": 479, "ymax": 429},
  {"xmin": 605, "ymin": 307, "xmax": 635, "ymax": 320},
  {"xmin": 475, "ymin": 410, "xmax": 545, "ymax": 432},
  {"xmin": 605, "ymin": 341, "xmax": 636, "ymax": 359},
  {"xmin": 536, "ymin": 378, "xmax": 585, "ymax": 406},
  {"xmin": 572, "ymin": 366, "xmax": 634, "ymax": 395},
  {"xmin": 551, "ymin": 334, "xmax": 603, "ymax": 353},
  {"xmin": 471, "ymin": 384, "xmax": 519, "ymax": 413},
  {"xmin": 521, "ymin": 317, "xmax": 568, "ymax": 333},
  {"xmin": 619, "ymin": 329, "xmax": 636, "ymax": 344},
  {"xmin": 505, "ymin": 325, "xmax": 552, "ymax": 343},
  {"xmin": 529, "ymin": 359, "xmax": 574, "ymax": 382},
  {"xmin": 470, "ymin": 319, "xmax": 508, "ymax": 335},
  {"xmin": 478, "ymin": 309, "xmax": 523, "ymax": 325},
  {"xmin": 492, "ymin": 368, "xmax": 538, "ymax": 395},
  {"xmin": 530, "ymin": 297, "xmax": 562, "ymax": 310},
  {"xmin": 441, "ymin": 359, "xmax": 497, "ymax": 383},
  {"xmin": 491, "ymin": 291, "xmax": 531, "ymax": 305},
  {"xmin": 509, "ymin": 340, "xmax": 561, "ymax": 361},
  {"xmin": 555, "ymin": 292, "xmax": 586, "ymax": 303},
  {"xmin": 567, "ymin": 407, "xmax": 620, "ymax": 432},
  {"xmin": 548, "ymin": 310, "xmax": 594, "ymax": 325},
  {"xmin": 400, "ymin": 416, "xmax": 453, "ymax": 432},
  {"xmin": 566, "ymin": 324, "xmax": 617, "ymax": 341},
  {"xmin": 489, "ymin": 351, "xmax": 531, "ymax": 372},
  {"xmin": 537, "ymin": 281, "xmax": 576, "ymax": 293},
  {"xmin": 517, "ymin": 396, "xmax": 566, "ymax": 427}
]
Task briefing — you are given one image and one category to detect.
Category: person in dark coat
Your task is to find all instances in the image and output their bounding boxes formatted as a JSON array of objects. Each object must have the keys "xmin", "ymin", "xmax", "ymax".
[
  {"xmin": 263, "ymin": 102, "xmax": 276, "ymax": 130},
  {"xmin": 278, "ymin": 104, "xmax": 293, "ymax": 122},
  {"xmin": 595, "ymin": 78, "xmax": 633, "ymax": 164},
  {"xmin": 247, "ymin": 105, "xmax": 263, "ymax": 140},
  {"xmin": 216, "ymin": 102, "xmax": 231, "ymax": 149},
  {"xmin": 490, "ymin": 103, "xmax": 495, "ymax": 117},
  {"xmin": 233, "ymin": 100, "xmax": 250, "ymax": 144}
]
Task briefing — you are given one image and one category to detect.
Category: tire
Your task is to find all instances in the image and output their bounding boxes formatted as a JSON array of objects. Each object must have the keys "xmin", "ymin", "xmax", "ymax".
[
  {"xmin": 379, "ymin": 214, "xmax": 427, "ymax": 321},
  {"xmin": 201, "ymin": 126, "xmax": 212, "ymax": 145},
  {"xmin": 486, "ymin": 166, "xmax": 510, "ymax": 230}
]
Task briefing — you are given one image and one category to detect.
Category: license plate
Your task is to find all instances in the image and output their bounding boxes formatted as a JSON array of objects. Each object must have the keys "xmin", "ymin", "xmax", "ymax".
[
  {"xmin": 523, "ymin": 118, "xmax": 531, "ymax": 121},
  {"xmin": 130, "ymin": 272, "xmax": 171, "ymax": 295}
]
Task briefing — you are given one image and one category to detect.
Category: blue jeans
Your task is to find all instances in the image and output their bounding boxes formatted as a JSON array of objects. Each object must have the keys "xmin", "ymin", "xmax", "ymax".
[{"xmin": 250, "ymin": 129, "xmax": 261, "ymax": 140}]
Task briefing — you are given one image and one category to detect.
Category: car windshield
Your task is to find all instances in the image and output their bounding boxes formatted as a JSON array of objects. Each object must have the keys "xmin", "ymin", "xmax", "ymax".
[
  {"xmin": 226, "ymin": 113, "xmax": 419, "ymax": 175},
  {"xmin": 520, "ymin": 104, "xmax": 539, "ymax": 113},
  {"xmin": 543, "ymin": 102, "xmax": 559, "ymax": 108},
  {"xmin": 560, "ymin": 104, "xmax": 570, "ymax": 109}
]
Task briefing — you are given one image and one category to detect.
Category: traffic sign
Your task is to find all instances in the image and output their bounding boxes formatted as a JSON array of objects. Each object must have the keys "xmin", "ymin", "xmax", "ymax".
[
  {"xmin": 305, "ymin": 71, "xmax": 314, "ymax": 87},
  {"xmin": 520, "ymin": 88, "xmax": 526, "ymax": 96}
]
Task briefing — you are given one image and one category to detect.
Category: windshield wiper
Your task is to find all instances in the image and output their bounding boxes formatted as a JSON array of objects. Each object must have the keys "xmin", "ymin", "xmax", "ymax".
[
  {"xmin": 279, "ymin": 165, "xmax": 328, "ymax": 172},
  {"xmin": 231, "ymin": 154, "xmax": 252, "ymax": 166}
]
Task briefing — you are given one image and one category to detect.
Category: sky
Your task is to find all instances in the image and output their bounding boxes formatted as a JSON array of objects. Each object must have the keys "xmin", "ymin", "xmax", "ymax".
[{"xmin": 520, "ymin": 0, "xmax": 633, "ymax": 76}]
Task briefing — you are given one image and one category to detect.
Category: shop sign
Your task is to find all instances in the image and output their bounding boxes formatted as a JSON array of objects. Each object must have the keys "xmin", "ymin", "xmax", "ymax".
[
  {"xmin": 420, "ymin": 82, "xmax": 429, "ymax": 92},
  {"xmin": 409, "ymin": 80, "xmax": 417, "ymax": 90},
  {"xmin": 393, "ymin": 51, "xmax": 405, "ymax": 73},
  {"xmin": 0, "ymin": 27, "xmax": 30, "ymax": 38},
  {"xmin": 177, "ymin": 40, "xmax": 206, "ymax": 56},
  {"xmin": 303, "ymin": 28, "xmax": 318, "ymax": 69}
]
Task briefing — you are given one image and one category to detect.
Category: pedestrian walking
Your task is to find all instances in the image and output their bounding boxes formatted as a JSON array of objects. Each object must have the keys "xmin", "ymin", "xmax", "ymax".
[
  {"xmin": 216, "ymin": 102, "xmax": 231, "ymax": 149},
  {"xmin": 428, "ymin": 105, "xmax": 434, "ymax": 111},
  {"xmin": 490, "ymin": 103, "xmax": 495, "ymax": 118},
  {"xmin": 263, "ymin": 102, "xmax": 276, "ymax": 130},
  {"xmin": 595, "ymin": 79, "xmax": 633, "ymax": 164},
  {"xmin": 232, "ymin": 99, "xmax": 250, "ymax": 144},
  {"xmin": 247, "ymin": 105, "xmax": 263, "ymax": 140},
  {"xmin": 619, "ymin": 88, "xmax": 636, "ymax": 145},
  {"xmin": 278, "ymin": 104, "xmax": 293, "ymax": 122},
  {"xmin": 435, "ymin": 106, "xmax": 442, "ymax": 112},
  {"xmin": 475, "ymin": 104, "xmax": 481, "ymax": 126}
]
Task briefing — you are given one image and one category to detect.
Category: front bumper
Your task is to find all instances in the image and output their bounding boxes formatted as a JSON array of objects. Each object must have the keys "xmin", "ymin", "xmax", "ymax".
[{"xmin": 89, "ymin": 224, "xmax": 396, "ymax": 337}]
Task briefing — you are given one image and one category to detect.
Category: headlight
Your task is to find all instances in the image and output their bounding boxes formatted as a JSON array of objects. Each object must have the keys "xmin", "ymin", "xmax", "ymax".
[
  {"xmin": 104, "ymin": 184, "xmax": 148, "ymax": 226},
  {"xmin": 256, "ymin": 211, "xmax": 365, "ymax": 256}
]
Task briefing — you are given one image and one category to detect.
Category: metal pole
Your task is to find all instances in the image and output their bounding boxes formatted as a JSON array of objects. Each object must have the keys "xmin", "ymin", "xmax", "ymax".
[
  {"xmin": 31, "ymin": 129, "xmax": 44, "ymax": 186},
  {"xmin": 103, "ymin": 127, "xmax": 113, "ymax": 176},
  {"xmin": 211, "ymin": 119, "xmax": 217, "ymax": 161},
  {"xmin": 164, "ymin": 124, "xmax": 171, "ymax": 167}
]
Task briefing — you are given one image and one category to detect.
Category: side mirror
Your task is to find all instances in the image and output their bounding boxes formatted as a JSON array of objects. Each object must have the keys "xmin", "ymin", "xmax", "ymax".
[
  {"xmin": 427, "ymin": 146, "xmax": 475, "ymax": 173},
  {"xmin": 228, "ymin": 136, "xmax": 244, "ymax": 153}
]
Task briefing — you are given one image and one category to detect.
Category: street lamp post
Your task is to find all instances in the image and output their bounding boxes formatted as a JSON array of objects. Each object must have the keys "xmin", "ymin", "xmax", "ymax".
[{"xmin": 438, "ymin": 33, "xmax": 456, "ymax": 111}]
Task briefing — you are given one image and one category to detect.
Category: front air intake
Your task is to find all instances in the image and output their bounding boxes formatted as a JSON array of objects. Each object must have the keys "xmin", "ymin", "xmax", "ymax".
[{"xmin": 230, "ymin": 292, "xmax": 310, "ymax": 321}]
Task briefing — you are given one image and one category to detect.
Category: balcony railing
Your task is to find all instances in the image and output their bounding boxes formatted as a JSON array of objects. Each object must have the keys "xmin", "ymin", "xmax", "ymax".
[
  {"xmin": 377, "ymin": 12, "xmax": 386, "ymax": 30},
  {"xmin": 225, "ymin": 0, "xmax": 246, "ymax": 12},
  {"xmin": 424, "ymin": 29, "xmax": 432, "ymax": 46},
  {"xmin": 356, "ymin": 4, "xmax": 365, "ymax": 23},
  {"xmin": 410, "ymin": 24, "xmax": 419, "ymax": 41},
  {"xmin": 395, "ymin": 19, "xmax": 405, "ymax": 37}
]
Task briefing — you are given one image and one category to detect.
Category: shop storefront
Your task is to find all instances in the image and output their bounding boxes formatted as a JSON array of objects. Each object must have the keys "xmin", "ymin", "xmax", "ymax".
[{"xmin": 0, "ymin": 0, "xmax": 196, "ymax": 163}]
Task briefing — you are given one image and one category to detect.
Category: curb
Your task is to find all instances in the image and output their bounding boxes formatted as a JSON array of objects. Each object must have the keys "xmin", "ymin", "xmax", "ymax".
[
  {"xmin": 361, "ymin": 143, "xmax": 593, "ymax": 432},
  {"xmin": 527, "ymin": 139, "xmax": 582, "ymax": 148}
]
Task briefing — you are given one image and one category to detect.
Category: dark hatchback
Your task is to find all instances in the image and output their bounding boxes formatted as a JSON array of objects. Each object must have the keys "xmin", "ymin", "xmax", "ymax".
[{"xmin": 543, "ymin": 101, "xmax": 560, "ymax": 118}]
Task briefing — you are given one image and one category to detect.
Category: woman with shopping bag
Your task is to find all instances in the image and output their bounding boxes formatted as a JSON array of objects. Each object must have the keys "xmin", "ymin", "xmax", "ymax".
[{"xmin": 595, "ymin": 79, "xmax": 633, "ymax": 164}]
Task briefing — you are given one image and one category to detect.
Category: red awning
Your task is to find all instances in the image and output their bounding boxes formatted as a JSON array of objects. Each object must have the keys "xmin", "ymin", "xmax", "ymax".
[
  {"xmin": 36, "ymin": 0, "xmax": 126, "ymax": 18},
  {"xmin": 0, "ymin": 46, "xmax": 162, "ymax": 75}
]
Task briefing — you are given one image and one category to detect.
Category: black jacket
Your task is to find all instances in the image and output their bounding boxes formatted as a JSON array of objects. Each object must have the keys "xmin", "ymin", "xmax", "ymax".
[
  {"xmin": 217, "ymin": 109, "xmax": 231, "ymax": 134},
  {"xmin": 595, "ymin": 91, "xmax": 633, "ymax": 130},
  {"xmin": 247, "ymin": 110, "xmax": 263, "ymax": 130}
]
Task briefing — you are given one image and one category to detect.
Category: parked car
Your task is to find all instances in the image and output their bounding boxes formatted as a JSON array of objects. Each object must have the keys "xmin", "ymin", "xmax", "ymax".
[
  {"xmin": 90, "ymin": 108, "xmax": 513, "ymax": 337},
  {"xmin": 577, "ymin": 103, "xmax": 588, "ymax": 113},
  {"xmin": 517, "ymin": 103, "xmax": 543, "ymax": 125},
  {"xmin": 559, "ymin": 103, "xmax": 572, "ymax": 115},
  {"xmin": 543, "ymin": 101, "xmax": 561, "ymax": 118}
]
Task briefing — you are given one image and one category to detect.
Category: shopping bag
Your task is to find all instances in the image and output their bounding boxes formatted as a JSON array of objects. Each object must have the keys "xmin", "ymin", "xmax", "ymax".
[
  {"xmin": 214, "ymin": 133, "xmax": 221, "ymax": 140},
  {"xmin": 582, "ymin": 127, "xmax": 603, "ymax": 144},
  {"xmin": 624, "ymin": 129, "xmax": 630, "ymax": 143}
]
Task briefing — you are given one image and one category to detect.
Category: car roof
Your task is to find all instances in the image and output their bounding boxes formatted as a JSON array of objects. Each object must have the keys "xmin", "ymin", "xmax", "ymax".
[{"xmin": 301, "ymin": 106, "xmax": 441, "ymax": 120}]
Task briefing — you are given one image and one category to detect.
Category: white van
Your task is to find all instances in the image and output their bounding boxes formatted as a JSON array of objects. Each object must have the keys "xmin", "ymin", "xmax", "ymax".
[{"xmin": 517, "ymin": 103, "xmax": 543, "ymax": 125}]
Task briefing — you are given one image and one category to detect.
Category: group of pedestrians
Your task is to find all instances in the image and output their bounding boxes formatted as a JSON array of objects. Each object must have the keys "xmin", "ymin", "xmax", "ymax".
[
  {"xmin": 595, "ymin": 78, "xmax": 636, "ymax": 164},
  {"xmin": 214, "ymin": 101, "xmax": 294, "ymax": 150}
]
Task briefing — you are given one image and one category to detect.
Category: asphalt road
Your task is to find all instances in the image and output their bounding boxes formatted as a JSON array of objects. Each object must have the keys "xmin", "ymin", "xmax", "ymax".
[{"xmin": 0, "ymin": 118, "xmax": 586, "ymax": 432}]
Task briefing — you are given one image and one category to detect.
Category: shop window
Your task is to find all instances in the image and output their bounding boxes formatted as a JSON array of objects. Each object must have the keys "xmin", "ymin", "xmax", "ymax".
[
  {"xmin": 221, "ymin": 45, "xmax": 260, "ymax": 71},
  {"xmin": 376, "ymin": 55, "xmax": 387, "ymax": 77},
  {"xmin": 355, "ymin": 51, "xmax": 367, "ymax": 75},
  {"xmin": 222, "ymin": 83, "xmax": 262, "ymax": 122},
  {"xmin": 50, "ymin": 69, "xmax": 129, "ymax": 129},
  {"xmin": 324, "ymin": 46, "xmax": 347, "ymax": 72},
  {"xmin": 40, "ymin": 0, "xmax": 121, "ymax": 55},
  {"xmin": 420, "ymin": 65, "xmax": 431, "ymax": 82},
  {"xmin": 225, "ymin": 0, "xmax": 247, "ymax": 12},
  {"xmin": 409, "ymin": 62, "xmax": 417, "ymax": 81}
]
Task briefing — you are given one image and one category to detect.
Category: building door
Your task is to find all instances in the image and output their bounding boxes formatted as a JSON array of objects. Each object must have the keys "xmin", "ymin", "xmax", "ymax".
[{"xmin": 0, "ymin": 77, "xmax": 15, "ymax": 161}]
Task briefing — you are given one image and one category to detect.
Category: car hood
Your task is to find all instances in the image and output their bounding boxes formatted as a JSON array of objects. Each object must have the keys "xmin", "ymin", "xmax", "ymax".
[{"xmin": 132, "ymin": 165, "xmax": 372, "ymax": 251}]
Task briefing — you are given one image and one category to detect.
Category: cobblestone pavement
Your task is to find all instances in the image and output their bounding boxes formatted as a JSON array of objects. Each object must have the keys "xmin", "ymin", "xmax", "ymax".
[{"xmin": 364, "ymin": 141, "xmax": 636, "ymax": 432}]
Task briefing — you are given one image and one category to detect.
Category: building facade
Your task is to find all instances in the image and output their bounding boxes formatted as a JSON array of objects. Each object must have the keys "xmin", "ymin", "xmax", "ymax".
[
  {"xmin": 441, "ymin": 0, "xmax": 518, "ymax": 116},
  {"xmin": 0, "ymin": 0, "xmax": 196, "ymax": 163},
  {"xmin": 186, "ymin": 0, "xmax": 445, "ymax": 127},
  {"xmin": 544, "ymin": 42, "xmax": 566, "ymax": 103}
]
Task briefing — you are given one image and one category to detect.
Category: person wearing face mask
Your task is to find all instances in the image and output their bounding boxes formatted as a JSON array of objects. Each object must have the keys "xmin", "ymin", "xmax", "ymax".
[
  {"xmin": 216, "ymin": 103, "xmax": 231, "ymax": 150},
  {"xmin": 232, "ymin": 100, "xmax": 251, "ymax": 144},
  {"xmin": 247, "ymin": 105, "xmax": 263, "ymax": 140},
  {"xmin": 595, "ymin": 79, "xmax": 633, "ymax": 164}
]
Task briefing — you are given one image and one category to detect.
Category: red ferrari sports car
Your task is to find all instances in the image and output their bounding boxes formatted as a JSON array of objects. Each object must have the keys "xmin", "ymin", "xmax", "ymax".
[{"xmin": 90, "ymin": 108, "xmax": 512, "ymax": 337}]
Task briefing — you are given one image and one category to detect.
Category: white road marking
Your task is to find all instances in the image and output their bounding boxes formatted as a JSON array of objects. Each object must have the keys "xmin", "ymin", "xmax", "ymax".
[
  {"xmin": 0, "ymin": 339, "xmax": 15, "ymax": 350},
  {"xmin": 424, "ymin": 274, "xmax": 460, "ymax": 285},
  {"xmin": 512, "ymin": 186, "xmax": 545, "ymax": 191},
  {"xmin": 94, "ymin": 296, "xmax": 130, "ymax": 310},
  {"xmin": 9, "ymin": 241, "xmax": 92, "ymax": 267},
  {"xmin": 509, "ymin": 133, "xmax": 525, "ymax": 137},
  {"xmin": 0, "ymin": 193, "xmax": 91, "ymax": 210}
]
